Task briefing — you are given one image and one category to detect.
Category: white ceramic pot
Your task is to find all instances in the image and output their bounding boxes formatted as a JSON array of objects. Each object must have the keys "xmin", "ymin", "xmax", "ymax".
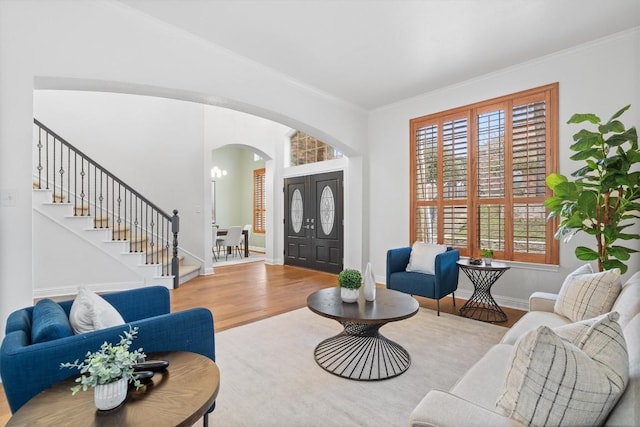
[
  {"xmin": 94, "ymin": 378, "xmax": 127, "ymax": 411},
  {"xmin": 483, "ymin": 258, "xmax": 493, "ymax": 266},
  {"xmin": 340, "ymin": 287, "xmax": 359, "ymax": 303}
]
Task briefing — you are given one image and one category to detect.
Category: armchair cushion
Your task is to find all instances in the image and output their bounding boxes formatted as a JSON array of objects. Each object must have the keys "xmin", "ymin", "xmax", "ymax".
[
  {"xmin": 406, "ymin": 242, "xmax": 447, "ymax": 275},
  {"xmin": 31, "ymin": 299, "xmax": 73, "ymax": 344},
  {"xmin": 69, "ymin": 286, "xmax": 125, "ymax": 334}
]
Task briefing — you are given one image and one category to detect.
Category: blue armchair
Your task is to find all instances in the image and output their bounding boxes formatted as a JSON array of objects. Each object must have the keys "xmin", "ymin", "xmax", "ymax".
[
  {"xmin": 386, "ymin": 247, "xmax": 460, "ymax": 315},
  {"xmin": 0, "ymin": 286, "xmax": 215, "ymax": 414}
]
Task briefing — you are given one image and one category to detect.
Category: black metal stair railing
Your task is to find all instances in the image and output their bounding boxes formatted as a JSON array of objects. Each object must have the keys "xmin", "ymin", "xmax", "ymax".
[{"xmin": 33, "ymin": 119, "xmax": 180, "ymax": 288}]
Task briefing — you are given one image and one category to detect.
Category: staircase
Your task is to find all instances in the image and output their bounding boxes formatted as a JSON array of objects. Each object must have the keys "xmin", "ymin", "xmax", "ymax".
[{"xmin": 33, "ymin": 119, "xmax": 201, "ymax": 289}]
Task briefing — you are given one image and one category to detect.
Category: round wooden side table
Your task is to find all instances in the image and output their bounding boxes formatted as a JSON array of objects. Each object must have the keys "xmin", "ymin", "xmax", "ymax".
[{"xmin": 7, "ymin": 351, "xmax": 219, "ymax": 427}]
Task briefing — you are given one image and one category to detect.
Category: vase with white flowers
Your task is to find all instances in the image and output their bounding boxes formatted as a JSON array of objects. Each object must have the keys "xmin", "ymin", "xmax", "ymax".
[{"xmin": 60, "ymin": 327, "xmax": 145, "ymax": 410}]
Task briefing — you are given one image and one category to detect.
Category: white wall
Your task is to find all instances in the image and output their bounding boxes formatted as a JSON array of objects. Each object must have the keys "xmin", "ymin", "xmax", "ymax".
[
  {"xmin": 34, "ymin": 90, "xmax": 205, "ymax": 261},
  {"xmin": 0, "ymin": 0, "xmax": 367, "ymax": 340},
  {"xmin": 368, "ymin": 28, "xmax": 640, "ymax": 307}
]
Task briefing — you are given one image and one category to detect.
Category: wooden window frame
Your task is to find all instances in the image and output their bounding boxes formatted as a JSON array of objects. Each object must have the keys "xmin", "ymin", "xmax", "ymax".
[
  {"xmin": 410, "ymin": 83, "xmax": 559, "ymax": 265},
  {"xmin": 253, "ymin": 168, "xmax": 266, "ymax": 234}
]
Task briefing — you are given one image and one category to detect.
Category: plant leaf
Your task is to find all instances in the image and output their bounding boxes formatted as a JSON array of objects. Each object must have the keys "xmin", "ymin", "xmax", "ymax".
[
  {"xmin": 571, "ymin": 129, "xmax": 602, "ymax": 150},
  {"xmin": 575, "ymin": 246, "xmax": 599, "ymax": 260},
  {"xmin": 568, "ymin": 113, "xmax": 601, "ymax": 124},
  {"xmin": 602, "ymin": 259, "xmax": 627, "ymax": 274},
  {"xmin": 599, "ymin": 120, "xmax": 625, "ymax": 134},
  {"xmin": 570, "ymin": 148, "xmax": 603, "ymax": 161},
  {"xmin": 607, "ymin": 104, "xmax": 631, "ymax": 123}
]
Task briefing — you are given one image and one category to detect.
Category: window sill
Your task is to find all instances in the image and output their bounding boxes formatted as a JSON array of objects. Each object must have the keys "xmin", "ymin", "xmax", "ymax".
[{"xmin": 461, "ymin": 257, "xmax": 559, "ymax": 273}]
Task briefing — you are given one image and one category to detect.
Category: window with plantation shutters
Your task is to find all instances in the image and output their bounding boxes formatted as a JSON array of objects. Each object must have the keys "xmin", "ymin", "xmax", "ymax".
[
  {"xmin": 410, "ymin": 83, "xmax": 559, "ymax": 264},
  {"xmin": 253, "ymin": 168, "xmax": 266, "ymax": 233}
]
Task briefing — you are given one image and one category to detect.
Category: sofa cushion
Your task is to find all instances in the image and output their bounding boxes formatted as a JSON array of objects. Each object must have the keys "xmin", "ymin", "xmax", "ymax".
[
  {"xmin": 31, "ymin": 299, "xmax": 73, "ymax": 344},
  {"xmin": 69, "ymin": 286, "xmax": 125, "ymax": 334},
  {"xmin": 406, "ymin": 242, "xmax": 447, "ymax": 275},
  {"xmin": 500, "ymin": 311, "xmax": 571, "ymax": 345},
  {"xmin": 611, "ymin": 271, "xmax": 640, "ymax": 328},
  {"xmin": 450, "ymin": 344, "xmax": 513, "ymax": 411},
  {"xmin": 605, "ymin": 313, "xmax": 640, "ymax": 426},
  {"xmin": 496, "ymin": 319, "xmax": 628, "ymax": 427},
  {"xmin": 554, "ymin": 268, "xmax": 622, "ymax": 322}
]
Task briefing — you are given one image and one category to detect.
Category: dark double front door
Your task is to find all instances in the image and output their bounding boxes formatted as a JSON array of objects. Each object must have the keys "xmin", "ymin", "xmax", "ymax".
[{"xmin": 284, "ymin": 171, "xmax": 343, "ymax": 274}]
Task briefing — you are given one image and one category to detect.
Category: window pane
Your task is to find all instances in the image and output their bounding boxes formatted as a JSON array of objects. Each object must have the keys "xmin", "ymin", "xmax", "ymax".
[
  {"xmin": 415, "ymin": 124, "xmax": 438, "ymax": 201},
  {"xmin": 513, "ymin": 101, "xmax": 547, "ymax": 197},
  {"xmin": 513, "ymin": 203, "xmax": 546, "ymax": 254},
  {"xmin": 478, "ymin": 204, "xmax": 504, "ymax": 251},
  {"xmin": 477, "ymin": 110, "xmax": 505, "ymax": 198},
  {"xmin": 415, "ymin": 206, "xmax": 437, "ymax": 243},
  {"xmin": 289, "ymin": 131, "xmax": 342, "ymax": 166},
  {"xmin": 443, "ymin": 205, "xmax": 467, "ymax": 248},
  {"xmin": 443, "ymin": 118, "xmax": 468, "ymax": 200}
]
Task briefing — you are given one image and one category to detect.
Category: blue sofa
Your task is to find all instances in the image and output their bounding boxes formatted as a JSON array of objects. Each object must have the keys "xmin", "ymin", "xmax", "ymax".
[
  {"xmin": 0, "ymin": 286, "xmax": 215, "ymax": 414},
  {"xmin": 386, "ymin": 246, "xmax": 460, "ymax": 315}
]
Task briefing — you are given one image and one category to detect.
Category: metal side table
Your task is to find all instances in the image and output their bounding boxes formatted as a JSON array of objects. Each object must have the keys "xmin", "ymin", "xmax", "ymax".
[{"xmin": 457, "ymin": 259, "xmax": 510, "ymax": 323}]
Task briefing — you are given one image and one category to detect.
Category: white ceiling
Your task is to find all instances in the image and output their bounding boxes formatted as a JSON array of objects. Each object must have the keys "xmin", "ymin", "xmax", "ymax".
[{"xmin": 118, "ymin": 0, "xmax": 640, "ymax": 110}]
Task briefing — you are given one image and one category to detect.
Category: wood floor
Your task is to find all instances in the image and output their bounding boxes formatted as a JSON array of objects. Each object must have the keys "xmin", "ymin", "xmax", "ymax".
[{"xmin": 0, "ymin": 262, "xmax": 525, "ymax": 423}]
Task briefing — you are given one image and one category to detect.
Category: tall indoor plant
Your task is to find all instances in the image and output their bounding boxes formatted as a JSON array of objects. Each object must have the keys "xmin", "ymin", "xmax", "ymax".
[{"xmin": 545, "ymin": 105, "xmax": 639, "ymax": 273}]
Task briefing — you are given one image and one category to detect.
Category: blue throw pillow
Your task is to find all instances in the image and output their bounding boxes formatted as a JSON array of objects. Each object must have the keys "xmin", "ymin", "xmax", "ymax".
[{"xmin": 31, "ymin": 298, "xmax": 74, "ymax": 344}]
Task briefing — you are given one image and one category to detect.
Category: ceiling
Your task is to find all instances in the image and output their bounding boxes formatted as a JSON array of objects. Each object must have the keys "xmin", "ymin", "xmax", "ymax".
[{"xmin": 118, "ymin": 0, "xmax": 640, "ymax": 110}]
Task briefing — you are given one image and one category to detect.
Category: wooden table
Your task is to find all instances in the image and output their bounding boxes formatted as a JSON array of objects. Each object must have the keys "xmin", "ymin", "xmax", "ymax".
[
  {"xmin": 307, "ymin": 287, "xmax": 419, "ymax": 381},
  {"xmin": 457, "ymin": 259, "xmax": 511, "ymax": 323},
  {"xmin": 216, "ymin": 228, "xmax": 249, "ymax": 257},
  {"xmin": 7, "ymin": 351, "xmax": 220, "ymax": 427}
]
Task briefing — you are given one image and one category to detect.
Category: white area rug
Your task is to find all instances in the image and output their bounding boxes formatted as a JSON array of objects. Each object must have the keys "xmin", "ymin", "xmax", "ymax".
[{"xmin": 210, "ymin": 307, "xmax": 506, "ymax": 426}]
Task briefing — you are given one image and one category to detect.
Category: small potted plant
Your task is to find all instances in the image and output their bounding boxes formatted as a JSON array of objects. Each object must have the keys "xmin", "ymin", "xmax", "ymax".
[
  {"xmin": 338, "ymin": 269, "xmax": 362, "ymax": 303},
  {"xmin": 480, "ymin": 248, "xmax": 494, "ymax": 266},
  {"xmin": 61, "ymin": 327, "xmax": 145, "ymax": 410}
]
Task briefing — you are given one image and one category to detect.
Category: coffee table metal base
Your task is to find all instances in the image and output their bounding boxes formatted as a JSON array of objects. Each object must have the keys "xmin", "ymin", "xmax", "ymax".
[{"xmin": 314, "ymin": 321, "xmax": 410, "ymax": 381}]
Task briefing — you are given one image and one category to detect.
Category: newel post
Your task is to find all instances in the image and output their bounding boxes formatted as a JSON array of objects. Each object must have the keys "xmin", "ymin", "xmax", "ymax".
[{"xmin": 171, "ymin": 209, "xmax": 180, "ymax": 289}]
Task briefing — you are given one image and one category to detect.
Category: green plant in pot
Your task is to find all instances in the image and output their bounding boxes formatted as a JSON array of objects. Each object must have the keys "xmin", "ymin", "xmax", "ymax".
[
  {"xmin": 61, "ymin": 327, "xmax": 145, "ymax": 410},
  {"xmin": 480, "ymin": 248, "xmax": 494, "ymax": 265},
  {"xmin": 545, "ymin": 105, "xmax": 640, "ymax": 273},
  {"xmin": 338, "ymin": 269, "xmax": 362, "ymax": 303}
]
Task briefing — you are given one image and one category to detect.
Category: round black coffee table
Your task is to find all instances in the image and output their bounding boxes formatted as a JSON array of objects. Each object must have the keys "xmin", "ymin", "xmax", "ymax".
[{"xmin": 307, "ymin": 287, "xmax": 419, "ymax": 381}]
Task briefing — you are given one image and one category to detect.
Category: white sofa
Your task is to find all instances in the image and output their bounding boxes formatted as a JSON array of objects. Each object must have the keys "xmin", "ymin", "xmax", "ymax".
[{"xmin": 410, "ymin": 271, "xmax": 640, "ymax": 427}]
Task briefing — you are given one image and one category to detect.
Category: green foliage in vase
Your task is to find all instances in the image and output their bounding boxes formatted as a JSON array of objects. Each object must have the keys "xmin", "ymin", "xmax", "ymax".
[
  {"xmin": 338, "ymin": 269, "xmax": 362, "ymax": 289},
  {"xmin": 60, "ymin": 327, "xmax": 145, "ymax": 394},
  {"xmin": 480, "ymin": 248, "xmax": 494, "ymax": 258},
  {"xmin": 545, "ymin": 105, "xmax": 640, "ymax": 274}
]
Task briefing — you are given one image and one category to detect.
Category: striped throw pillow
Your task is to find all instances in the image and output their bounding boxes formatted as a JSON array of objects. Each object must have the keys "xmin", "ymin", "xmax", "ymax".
[
  {"xmin": 496, "ymin": 315, "xmax": 628, "ymax": 427},
  {"xmin": 554, "ymin": 268, "xmax": 622, "ymax": 322}
]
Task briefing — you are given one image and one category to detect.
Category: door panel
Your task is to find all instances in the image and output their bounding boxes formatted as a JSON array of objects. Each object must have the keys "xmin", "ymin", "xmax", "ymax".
[{"xmin": 284, "ymin": 171, "xmax": 343, "ymax": 273}]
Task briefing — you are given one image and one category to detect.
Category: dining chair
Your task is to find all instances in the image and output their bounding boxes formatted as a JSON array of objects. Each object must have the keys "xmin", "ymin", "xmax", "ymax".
[
  {"xmin": 237, "ymin": 224, "xmax": 252, "ymax": 256},
  {"xmin": 219, "ymin": 226, "xmax": 243, "ymax": 260},
  {"xmin": 212, "ymin": 225, "xmax": 218, "ymax": 261}
]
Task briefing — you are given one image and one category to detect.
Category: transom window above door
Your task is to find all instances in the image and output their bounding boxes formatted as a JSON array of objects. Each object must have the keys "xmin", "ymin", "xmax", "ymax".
[{"xmin": 288, "ymin": 131, "xmax": 343, "ymax": 166}]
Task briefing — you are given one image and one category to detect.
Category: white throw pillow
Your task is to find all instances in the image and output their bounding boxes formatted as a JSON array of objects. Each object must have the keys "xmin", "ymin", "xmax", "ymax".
[
  {"xmin": 69, "ymin": 286, "xmax": 125, "ymax": 334},
  {"xmin": 554, "ymin": 267, "xmax": 622, "ymax": 322},
  {"xmin": 406, "ymin": 242, "xmax": 447, "ymax": 275},
  {"xmin": 496, "ymin": 317, "xmax": 628, "ymax": 427}
]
